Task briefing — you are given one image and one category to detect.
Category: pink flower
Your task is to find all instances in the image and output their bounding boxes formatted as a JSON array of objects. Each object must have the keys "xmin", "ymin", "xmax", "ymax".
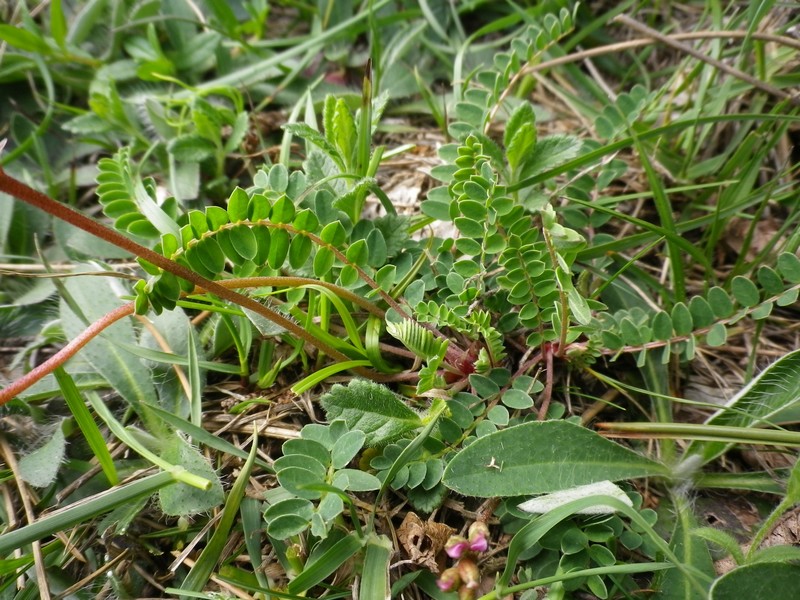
[
  {"xmin": 467, "ymin": 521, "xmax": 490, "ymax": 553},
  {"xmin": 445, "ymin": 535, "xmax": 469, "ymax": 559}
]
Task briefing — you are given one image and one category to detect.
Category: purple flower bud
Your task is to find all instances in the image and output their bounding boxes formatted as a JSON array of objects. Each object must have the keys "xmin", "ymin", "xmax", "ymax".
[
  {"xmin": 445, "ymin": 535, "xmax": 469, "ymax": 559},
  {"xmin": 437, "ymin": 566, "xmax": 461, "ymax": 592},
  {"xmin": 467, "ymin": 521, "xmax": 490, "ymax": 553}
]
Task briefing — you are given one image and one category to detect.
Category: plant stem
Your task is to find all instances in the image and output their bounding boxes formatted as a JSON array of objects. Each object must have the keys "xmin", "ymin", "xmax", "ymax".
[
  {"xmin": 0, "ymin": 302, "xmax": 134, "ymax": 406},
  {"xmin": 0, "ymin": 166, "xmax": 389, "ymax": 382}
]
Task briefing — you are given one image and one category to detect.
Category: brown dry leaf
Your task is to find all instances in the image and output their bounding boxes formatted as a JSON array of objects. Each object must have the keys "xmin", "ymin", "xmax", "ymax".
[
  {"xmin": 724, "ymin": 214, "xmax": 783, "ymax": 262},
  {"xmin": 397, "ymin": 512, "xmax": 455, "ymax": 573},
  {"xmin": 762, "ymin": 505, "xmax": 800, "ymax": 548},
  {"xmin": 714, "ymin": 504, "xmax": 800, "ymax": 575}
]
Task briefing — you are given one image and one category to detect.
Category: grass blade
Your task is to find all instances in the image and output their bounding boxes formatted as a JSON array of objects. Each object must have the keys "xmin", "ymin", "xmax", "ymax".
[
  {"xmin": 359, "ymin": 534, "xmax": 393, "ymax": 600},
  {"xmin": 179, "ymin": 431, "xmax": 259, "ymax": 595},
  {"xmin": 285, "ymin": 532, "xmax": 364, "ymax": 595},
  {"xmin": 0, "ymin": 471, "xmax": 175, "ymax": 555},
  {"xmin": 53, "ymin": 366, "xmax": 118, "ymax": 486}
]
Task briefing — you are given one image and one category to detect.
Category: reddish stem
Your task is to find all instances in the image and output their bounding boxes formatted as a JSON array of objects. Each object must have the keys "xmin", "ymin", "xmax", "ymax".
[{"xmin": 0, "ymin": 303, "xmax": 134, "ymax": 406}]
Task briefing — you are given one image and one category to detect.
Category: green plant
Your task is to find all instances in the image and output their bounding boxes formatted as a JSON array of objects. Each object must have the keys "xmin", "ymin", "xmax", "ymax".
[{"xmin": 3, "ymin": 2, "xmax": 800, "ymax": 598}]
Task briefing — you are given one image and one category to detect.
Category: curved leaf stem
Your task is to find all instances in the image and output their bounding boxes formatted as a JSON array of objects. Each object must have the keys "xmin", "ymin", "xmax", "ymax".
[
  {"xmin": 0, "ymin": 302, "xmax": 134, "ymax": 406},
  {"xmin": 212, "ymin": 276, "xmax": 386, "ymax": 318}
]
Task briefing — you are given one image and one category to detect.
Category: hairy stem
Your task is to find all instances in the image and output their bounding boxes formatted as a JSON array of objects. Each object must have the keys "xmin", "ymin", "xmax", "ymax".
[{"xmin": 0, "ymin": 303, "xmax": 134, "ymax": 406}]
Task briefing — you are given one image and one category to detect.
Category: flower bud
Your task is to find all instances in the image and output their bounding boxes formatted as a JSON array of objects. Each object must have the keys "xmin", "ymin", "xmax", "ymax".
[
  {"xmin": 445, "ymin": 535, "xmax": 469, "ymax": 559},
  {"xmin": 467, "ymin": 521, "xmax": 490, "ymax": 553},
  {"xmin": 437, "ymin": 566, "xmax": 461, "ymax": 592},
  {"xmin": 457, "ymin": 557, "xmax": 481, "ymax": 590}
]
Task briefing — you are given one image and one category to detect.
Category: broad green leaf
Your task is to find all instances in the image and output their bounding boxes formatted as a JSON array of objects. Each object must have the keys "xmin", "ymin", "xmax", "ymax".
[
  {"xmin": 366, "ymin": 228, "xmax": 387, "ymax": 267},
  {"xmin": 652, "ymin": 311, "xmax": 673, "ymax": 340},
  {"xmin": 708, "ymin": 286, "xmax": 734, "ymax": 318},
  {"xmin": 167, "ymin": 134, "xmax": 216, "ymax": 162},
  {"xmin": 706, "ymin": 322, "xmax": 727, "ymax": 347},
  {"xmin": 293, "ymin": 208, "xmax": 319, "ymax": 232},
  {"xmin": 332, "ymin": 469, "xmax": 381, "ymax": 492},
  {"xmin": 375, "ymin": 264, "xmax": 396, "ymax": 290},
  {"xmin": 288, "ymin": 234, "xmax": 313, "ymax": 269},
  {"xmin": 267, "ymin": 514, "xmax": 310, "ymax": 539},
  {"xmin": 567, "ymin": 285, "xmax": 592, "ymax": 325},
  {"xmin": 313, "ymin": 247, "xmax": 335, "ymax": 276},
  {"xmin": 271, "ymin": 195, "xmax": 296, "ymax": 223},
  {"xmin": 274, "ymin": 454, "xmax": 327, "ymax": 478},
  {"xmin": 345, "ymin": 238, "xmax": 369, "ymax": 267},
  {"xmin": 268, "ymin": 229, "xmax": 290, "ymax": 269},
  {"xmin": 757, "ymin": 266, "xmax": 784, "ymax": 296},
  {"xmin": 227, "ymin": 187, "xmax": 249, "ymax": 222},
  {"xmin": 501, "ymin": 388, "xmax": 534, "ymax": 409},
  {"xmin": 217, "ymin": 229, "xmax": 247, "ymax": 265},
  {"xmin": 320, "ymin": 379, "xmax": 423, "ymax": 446},
  {"xmin": 454, "ymin": 216, "xmax": 484, "ymax": 237},
  {"xmin": 670, "ymin": 302, "xmax": 693, "ymax": 336},
  {"xmin": 18, "ymin": 422, "xmax": 66, "ymax": 487},
  {"xmin": 442, "ymin": 420, "xmax": 668, "ymax": 497},
  {"xmin": 469, "ymin": 374, "xmax": 499, "ymax": 398},
  {"xmin": 194, "ymin": 237, "xmax": 225, "ymax": 274},
  {"xmin": 518, "ymin": 134, "xmax": 582, "ymax": 179},
  {"xmin": 252, "ymin": 225, "xmax": 271, "ymax": 263},
  {"xmin": 268, "ymin": 163, "xmax": 289, "ymax": 192},
  {"xmin": 277, "ymin": 467, "xmax": 322, "ymax": 500},
  {"xmin": 777, "ymin": 252, "xmax": 800, "ymax": 283},
  {"xmin": 283, "ymin": 438, "xmax": 331, "ymax": 465},
  {"xmin": 229, "ymin": 224, "xmax": 258, "ymax": 261},
  {"xmin": 685, "ymin": 348, "xmax": 800, "ymax": 464},
  {"xmin": 59, "ymin": 274, "xmax": 158, "ymax": 427},
  {"xmin": 710, "ymin": 563, "xmax": 800, "ymax": 600},
  {"xmin": 264, "ymin": 498, "xmax": 314, "ymax": 522},
  {"xmin": 158, "ymin": 435, "xmax": 224, "ymax": 516},
  {"xmin": 320, "ymin": 221, "xmax": 346, "ymax": 246}
]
